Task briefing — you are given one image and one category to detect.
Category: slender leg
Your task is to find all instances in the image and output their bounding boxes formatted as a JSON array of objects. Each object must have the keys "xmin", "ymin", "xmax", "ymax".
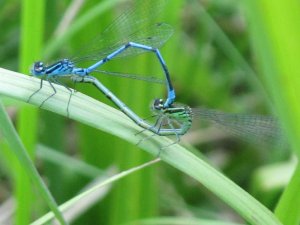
[
  {"xmin": 143, "ymin": 114, "xmax": 158, "ymax": 121},
  {"xmin": 72, "ymin": 81, "xmax": 78, "ymax": 93},
  {"xmin": 160, "ymin": 120, "xmax": 181, "ymax": 150},
  {"xmin": 136, "ymin": 133, "xmax": 157, "ymax": 147},
  {"xmin": 140, "ymin": 117, "xmax": 181, "ymax": 158},
  {"xmin": 52, "ymin": 77, "xmax": 74, "ymax": 117},
  {"xmin": 36, "ymin": 76, "xmax": 74, "ymax": 117},
  {"xmin": 155, "ymin": 117, "xmax": 170, "ymax": 158},
  {"xmin": 136, "ymin": 115, "xmax": 165, "ymax": 146},
  {"xmin": 27, "ymin": 78, "xmax": 44, "ymax": 103},
  {"xmin": 149, "ymin": 119, "xmax": 181, "ymax": 158},
  {"xmin": 135, "ymin": 114, "xmax": 161, "ymax": 136},
  {"xmin": 39, "ymin": 78, "xmax": 57, "ymax": 109},
  {"xmin": 66, "ymin": 90, "xmax": 73, "ymax": 117}
]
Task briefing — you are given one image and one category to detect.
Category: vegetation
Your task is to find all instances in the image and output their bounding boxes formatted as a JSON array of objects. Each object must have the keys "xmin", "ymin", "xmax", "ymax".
[{"xmin": 0, "ymin": 0, "xmax": 299, "ymax": 224}]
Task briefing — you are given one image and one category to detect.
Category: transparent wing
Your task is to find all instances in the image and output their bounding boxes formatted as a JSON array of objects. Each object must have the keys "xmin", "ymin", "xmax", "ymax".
[
  {"xmin": 94, "ymin": 69, "xmax": 165, "ymax": 84},
  {"xmin": 98, "ymin": 0, "xmax": 168, "ymax": 44},
  {"xmin": 192, "ymin": 108, "xmax": 286, "ymax": 147},
  {"xmin": 73, "ymin": 0, "xmax": 172, "ymax": 63}
]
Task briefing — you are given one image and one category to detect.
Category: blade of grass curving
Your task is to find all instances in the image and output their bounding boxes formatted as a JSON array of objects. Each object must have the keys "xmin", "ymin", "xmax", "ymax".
[
  {"xmin": 30, "ymin": 158, "xmax": 160, "ymax": 225},
  {"xmin": 274, "ymin": 164, "xmax": 300, "ymax": 225},
  {"xmin": 17, "ymin": 0, "xmax": 59, "ymax": 224},
  {"xmin": 0, "ymin": 68, "xmax": 282, "ymax": 225},
  {"xmin": 0, "ymin": 99, "xmax": 67, "ymax": 225},
  {"xmin": 125, "ymin": 217, "xmax": 245, "ymax": 225},
  {"xmin": 245, "ymin": 1, "xmax": 300, "ymax": 224}
]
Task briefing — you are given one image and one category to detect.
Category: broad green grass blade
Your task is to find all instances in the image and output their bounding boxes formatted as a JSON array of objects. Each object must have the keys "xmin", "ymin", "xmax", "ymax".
[
  {"xmin": 274, "ymin": 165, "xmax": 300, "ymax": 225},
  {"xmin": 30, "ymin": 158, "xmax": 160, "ymax": 225},
  {"xmin": 245, "ymin": 1, "xmax": 300, "ymax": 155},
  {"xmin": 0, "ymin": 68, "xmax": 282, "ymax": 225},
  {"xmin": 126, "ymin": 217, "xmax": 245, "ymax": 225},
  {"xmin": 17, "ymin": 0, "xmax": 63, "ymax": 224},
  {"xmin": 0, "ymin": 100, "xmax": 67, "ymax": 225},
  {"xmin": 245, "ymin": 1, "xmax": 300, "ymax": 225}
]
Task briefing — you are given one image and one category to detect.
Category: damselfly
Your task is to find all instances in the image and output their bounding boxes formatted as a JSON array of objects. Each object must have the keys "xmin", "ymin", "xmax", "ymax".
[{"xmin": 28, "ymin": 0, "xmax": 175, "ymax": 115}]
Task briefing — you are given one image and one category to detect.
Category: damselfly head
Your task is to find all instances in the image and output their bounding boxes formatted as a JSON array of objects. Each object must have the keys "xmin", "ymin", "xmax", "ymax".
[
  {"xmin": 152, "ymin": 98, "xmax": 165, "ymax": 111},
  {"xmin": 31, "ymin": 61, "xmax": 46, "ymax": 76}
]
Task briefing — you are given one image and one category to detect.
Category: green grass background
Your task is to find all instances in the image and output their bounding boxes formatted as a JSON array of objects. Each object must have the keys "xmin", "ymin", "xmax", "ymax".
[{"xmin": 0, "ymin": 0, "xmax": 299, "ymax": 224}]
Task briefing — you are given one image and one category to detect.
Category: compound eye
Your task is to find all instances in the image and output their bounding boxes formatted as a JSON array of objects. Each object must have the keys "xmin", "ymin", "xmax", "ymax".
[
  {"xmin": 34, "ymin": 61, "xmax": 44, "ymax": 72},
  {"xmin": 153, "ymin": 98, "xmax": 164, "ymax": 110}
]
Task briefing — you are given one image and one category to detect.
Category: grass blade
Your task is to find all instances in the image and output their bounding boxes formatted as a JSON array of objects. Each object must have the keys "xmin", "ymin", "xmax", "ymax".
[
  {"xmin": 0, "ymin": 99, "xmax": 67, "ymax": 225},
  {"xmin": 245, "ymin": 1, "xmax": 300, "ymax": 224},
  {"xmin": 30, "ymin": 159, "xmax": 160, "ymax": 224},
  {"xmin": 17, "ymin": 0, "xmax": 45, "ymax": 223}
]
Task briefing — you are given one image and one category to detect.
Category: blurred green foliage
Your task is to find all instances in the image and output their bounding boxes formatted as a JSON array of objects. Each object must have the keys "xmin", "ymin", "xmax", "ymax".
[{"xmin": 0, "ymin": 0, "xmax": 297, "ymax": 224}]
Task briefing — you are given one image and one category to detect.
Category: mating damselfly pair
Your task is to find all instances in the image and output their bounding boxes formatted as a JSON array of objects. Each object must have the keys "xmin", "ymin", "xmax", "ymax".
[{"xmin": 28, "ymin": 0, "xmax": 285, "ymax": 150}]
